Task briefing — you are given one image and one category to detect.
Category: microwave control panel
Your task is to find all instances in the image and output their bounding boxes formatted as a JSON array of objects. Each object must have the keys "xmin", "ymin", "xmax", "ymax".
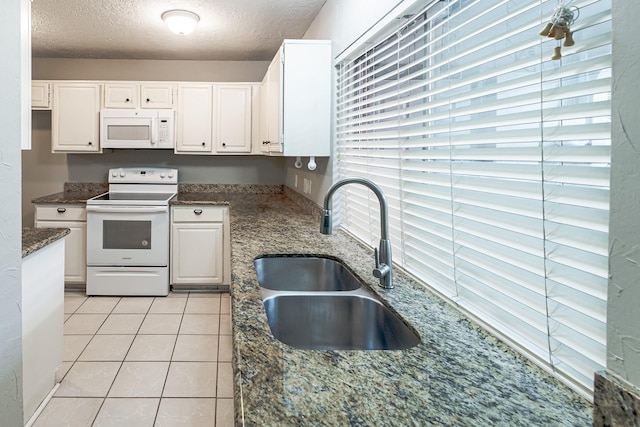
[{"xmin": 158, "ymin": 119, "xmax": 170, "ymax": 143}]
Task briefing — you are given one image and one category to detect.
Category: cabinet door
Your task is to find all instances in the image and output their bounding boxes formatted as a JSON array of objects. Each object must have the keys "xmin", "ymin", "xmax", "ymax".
[
  {"xmin": 31, "ymin": 81, "xmax": 50, "ymax": 109},
  {"xmin": 104, "ymin": 83, "xmax": 138, "ymax": 108},
  {"xmin": 280, "ymin": 40, "xmax": 331, "ymax": 157},
  {"xmin": 52, "ymin": 83, "xmax": 101, "ymax": 152},
  {"xmin": 259, "ymin": 76, "xmax": 271, "ymax": 154},
  {"xmin": 141, "ymin": 84, "xmax": 175, "ymax": 109},
  {"xmin": 171, "ymin": 222, "xmax": 223, "ymax": 284},
  {"xmin": 250, "ymin": 84, "xmax": 263, "ymax": 154},
  {"xmin": 215, "ymin": 85, "xmax": 252, "ymax": 153},
  {"xmin": 35, "ymin": 221, "xmax": 87, "ymax": 284},
  {"xmin": 176, "ymin": 84, "xmax": 213, "ymax": 152},
  {"xmin": 266, "ymin": 51, "xmax": 283, "ymax": 153}
]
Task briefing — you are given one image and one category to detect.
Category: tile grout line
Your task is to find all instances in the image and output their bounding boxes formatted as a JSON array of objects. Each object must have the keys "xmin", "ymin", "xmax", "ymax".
[
  {"xmin": 152, "ymin": 292, "xmax": 188, "ymax": 426},
  {"xmin": 64, "ymin": 295, "xmax": 123, "ymax": 427},
  {"xmin": 91, "ymin": 296, "xmax": 123, "ymax": 427},
  {"xmin": 47, "ymin": 292, "xmax": 232, "ymax": 426},
  {"xmin": 96, "ymin": 295, "xmax": 175, "ymax": 426}
]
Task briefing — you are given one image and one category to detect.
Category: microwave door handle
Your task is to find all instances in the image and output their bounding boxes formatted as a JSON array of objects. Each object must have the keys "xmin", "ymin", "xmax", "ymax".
[{"xmin": 150, "ymin": 116, "xmax": 158, "ymax": 145}]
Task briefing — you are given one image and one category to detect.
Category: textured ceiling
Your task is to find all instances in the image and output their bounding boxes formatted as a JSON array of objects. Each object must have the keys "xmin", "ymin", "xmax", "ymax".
[{"xmin": 31, "ymin": 0, "xmax": 327, "ymax": 61}]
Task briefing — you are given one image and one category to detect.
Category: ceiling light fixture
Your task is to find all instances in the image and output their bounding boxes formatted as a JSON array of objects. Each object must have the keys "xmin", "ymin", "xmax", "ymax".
[{"xmin": 161, "ymin": 9, "xmax": 200, "ymax": 35}]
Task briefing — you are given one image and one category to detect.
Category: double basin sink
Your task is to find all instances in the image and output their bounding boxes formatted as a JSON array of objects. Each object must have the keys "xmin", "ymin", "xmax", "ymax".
[{"xmin": 254, "ymin": 255, "xmax": 420, "ymax": 350}]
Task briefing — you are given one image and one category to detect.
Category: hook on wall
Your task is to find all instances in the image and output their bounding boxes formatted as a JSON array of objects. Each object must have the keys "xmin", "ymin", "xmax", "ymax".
[{"xmin": 307, "ymin": 157, "xmax": 317, "ymax": 171}]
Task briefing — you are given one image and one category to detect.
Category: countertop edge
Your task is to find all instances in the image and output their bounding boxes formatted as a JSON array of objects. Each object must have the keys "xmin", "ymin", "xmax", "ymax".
[{"xmin": 22, "ymin": 227, "xmax": 70, "ymax": 258}]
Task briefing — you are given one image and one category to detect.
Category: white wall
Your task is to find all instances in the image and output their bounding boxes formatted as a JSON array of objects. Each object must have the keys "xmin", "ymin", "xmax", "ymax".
[
  {"xmin": 32, "ymin": 58, "xmax": 269, "ymax": 82},
  {"xmin": 0, "ymin": 0, "xmax": 26, "ymax": 424},
  {"xmin": 304, "ymin": 0, "xmax": 406, "ymax": 58},
  {"xmin": 23, "ymin": 58, "xmax": 285, "ymax": 226},
  {"xmin": 286, "ymin": 0, "xmax": 409, "ymax": 205},
  {"xmin": 606, "ymin": 1, "xmax": 640, "ymax": 389}
]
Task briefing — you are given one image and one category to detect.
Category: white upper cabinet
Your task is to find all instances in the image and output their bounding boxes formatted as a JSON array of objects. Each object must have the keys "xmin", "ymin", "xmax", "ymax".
[
  {"xmin": 141, "ymin": 84, "xmax": 175, "ymax": 109},
  {"xmin": 215, "ymin": 84, "xmax": 253, "ymax": 153},
  {"xmin": 31, "ymin": 81, "xmax": 51, "ymax": 110},
  {"xmin": 262, "ymin": 40, "xmax": 332, "ymax": 157},
  {"xmin": 175, "ymin": 84, "xmax": 213, "ymax": 153},
  {"xmin": 52, "ymin": 82, "xmax": 101, "ymax": 152},
  {"xmin": 37, "ymin": 57, "xmax": 328, "ymax": 156},
  {"xmin": 104, "ymin": 83, "xmax": 175, "ymax": 109},
  {"xmin": 260, "ymin": 54, "xmax": 281, "ymax": 154},
  {"xmin": 104, "ymin": 83, "xmax": 138, "ymax": 108}
]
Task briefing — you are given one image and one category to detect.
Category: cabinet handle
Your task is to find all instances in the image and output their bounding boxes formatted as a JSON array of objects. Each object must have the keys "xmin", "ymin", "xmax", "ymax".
[
  {"xmin": 88, "ymin": 141, "xmax": 93, "ymax": 146},
  {"xmin": 57, "ymin": 207, "xmax": 66, "ymax": 213},
  {"xmin": 146, "ymin": 98, "xmax": 150, "ymax": 102},
  {"xmin": 194, "ymin": 209, "xmax": 203, "ymax": 215},
  {"xmin": 125, "ymin": 98, "xmax": 130, "ymax": 102},
  {"xmin": 202, "ymin": 142, "xmax": 206, "ymax": 146},
  {"xmin": 222, "ymin": 143, "xmax": 226, "ymax": 147}
]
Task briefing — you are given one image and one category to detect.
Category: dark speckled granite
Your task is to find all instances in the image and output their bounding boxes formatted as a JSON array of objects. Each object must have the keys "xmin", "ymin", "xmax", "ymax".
[
  {"xmin": 22, "ymin": 227, "xmax": 70, "ymax": 258},
  {"xmin": 179, "ymin": 183, "xmax": 283, "ymax": 195},
  {"xmin": 31, "ymin": 182, "xmax": 107, "ymax": 205},
  {"xmin": 593, "ymin": 371, "xmax": 640, "ymax": 426},
  {"xmin": 220, "ymin": 192, "xmax": 592, "ymax": 426}
]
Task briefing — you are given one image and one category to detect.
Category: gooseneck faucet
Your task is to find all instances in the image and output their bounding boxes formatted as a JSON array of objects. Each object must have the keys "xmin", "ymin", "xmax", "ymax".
[{"xmin": 320, "ymin": 177, "xmax": 394, "ymax": 289}]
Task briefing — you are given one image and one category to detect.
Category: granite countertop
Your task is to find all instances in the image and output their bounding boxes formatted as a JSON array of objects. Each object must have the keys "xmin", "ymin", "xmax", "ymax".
[
  {"xmin": 31, "ymin": 185, "xmax": 592, "ymax": 424},
  {"xmin": 31, "ymin": 183, "xmax": 108, "ymax": 205},
  {"xmin": 223, "ymin": 192, "xmax": 592, "ymax": 426},
  {"xmin": 22, "ymin": 227, "xmax": 70, "ymax": 258}
]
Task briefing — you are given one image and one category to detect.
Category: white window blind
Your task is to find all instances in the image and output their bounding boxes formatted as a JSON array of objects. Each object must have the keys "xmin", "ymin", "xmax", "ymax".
[{"xmin": 335, "ymin": 0, "xmax": 611, "ymax": 397}]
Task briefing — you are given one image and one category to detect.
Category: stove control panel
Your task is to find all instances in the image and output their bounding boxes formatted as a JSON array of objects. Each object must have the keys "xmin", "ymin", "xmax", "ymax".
[{"xmin": 108, "ymin": 168, "xmax": 178, "ymax": 184}]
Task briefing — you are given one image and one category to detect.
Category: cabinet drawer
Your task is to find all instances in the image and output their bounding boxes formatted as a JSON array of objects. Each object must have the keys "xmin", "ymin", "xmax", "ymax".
[
  {"xmin": 172, "ymin": 206, "xmax": 226, "ymax": 223},
  {"xmin": 35, "ymin": 205, "xmax": 86, "ymax": 222}
]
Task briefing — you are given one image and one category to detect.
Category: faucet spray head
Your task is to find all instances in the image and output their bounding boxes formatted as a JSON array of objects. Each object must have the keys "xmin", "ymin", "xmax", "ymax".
[{"xmin": 320, "ymin": 210, "xmax": 332, "ymax": 234}]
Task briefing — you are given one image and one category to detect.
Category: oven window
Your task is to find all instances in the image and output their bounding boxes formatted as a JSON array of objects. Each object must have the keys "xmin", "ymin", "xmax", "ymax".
[
  {"xmin": 107, "ymin": 125, "xmax": 150, "ymax": 141},
  {"xmin": 103, "ymin": 220, "xmax": 152, "ymax": 249}
]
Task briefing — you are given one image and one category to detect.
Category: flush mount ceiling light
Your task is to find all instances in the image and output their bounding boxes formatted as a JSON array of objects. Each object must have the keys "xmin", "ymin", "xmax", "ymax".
[{"xmin": 162, "ymin": 9, "xmax": 200, "ymax": 35}]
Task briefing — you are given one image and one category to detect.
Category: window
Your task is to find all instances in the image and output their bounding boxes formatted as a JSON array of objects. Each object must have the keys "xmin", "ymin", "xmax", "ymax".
[{"xmin": 335, "ymin": 0, "xmax": 611, "ymax": 397}]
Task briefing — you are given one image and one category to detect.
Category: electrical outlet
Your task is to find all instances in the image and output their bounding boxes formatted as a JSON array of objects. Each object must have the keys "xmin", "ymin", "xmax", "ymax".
[
  {"xmin": 303, "ymin": 178, "xmax": 312, "ymax": 194},
  {"xmin": 294, "ymin": 174, "xmax": 299, "ymax": 188}
]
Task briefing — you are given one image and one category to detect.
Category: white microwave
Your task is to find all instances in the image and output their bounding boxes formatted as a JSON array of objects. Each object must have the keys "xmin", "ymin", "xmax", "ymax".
[{"xmin": 100, "ymin": 109, "xmax": 175, "ymax": 149}]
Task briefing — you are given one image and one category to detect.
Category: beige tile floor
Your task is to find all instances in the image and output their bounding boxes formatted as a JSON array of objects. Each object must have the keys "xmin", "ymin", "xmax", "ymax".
[{"xmin": 32, "ymin": 291, "xmax": 234, "ymax": 427}]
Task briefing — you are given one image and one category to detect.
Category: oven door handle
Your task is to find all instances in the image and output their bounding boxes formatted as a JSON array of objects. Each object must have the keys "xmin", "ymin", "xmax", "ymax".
[{"xmin": 86, "ymin": 206, "xmax": 168, "ymax": 214}]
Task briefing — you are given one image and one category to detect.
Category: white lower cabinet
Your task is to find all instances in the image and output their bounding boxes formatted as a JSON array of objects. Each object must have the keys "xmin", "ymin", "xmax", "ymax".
[
  {"xmin": 171, "ymin": 206, "xmax": 231, "ymax": 289},
  {"xmin": 22, "ymin": 239, "xmax": 64, "ymax": 422},
  {"xmin": 35, "ymin": 205, "xmax": 87, "ymax": 284}
]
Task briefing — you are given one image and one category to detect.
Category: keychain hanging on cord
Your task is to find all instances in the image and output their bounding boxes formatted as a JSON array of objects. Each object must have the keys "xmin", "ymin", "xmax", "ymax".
[{"xmin": 539, "ymin": 0, "xmax": 579, "ymax": 60}]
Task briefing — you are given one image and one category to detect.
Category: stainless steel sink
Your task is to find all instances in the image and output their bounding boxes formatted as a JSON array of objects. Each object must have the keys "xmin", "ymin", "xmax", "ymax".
[
  {"xmin": 254, "ymin": 255, "xmax": 361, "ymax": 292},
  {"xmin": 262, "ymin": 293, "xmax": 420, "ymax": 350},
  {"xmin": 254, "ymin": 254, "xmax": 420, "ymax": 350}
]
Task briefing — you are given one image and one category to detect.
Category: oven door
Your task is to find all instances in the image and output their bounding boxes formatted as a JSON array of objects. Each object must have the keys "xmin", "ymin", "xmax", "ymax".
[{"xmin": 86, "ymin": 205, "xmax": 169, "ymax": 266}]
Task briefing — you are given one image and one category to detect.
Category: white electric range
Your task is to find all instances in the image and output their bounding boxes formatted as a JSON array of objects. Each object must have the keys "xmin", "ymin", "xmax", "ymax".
[{"xmin": 86, "ymin": 167, "xmax": 177, "ymax": 296}]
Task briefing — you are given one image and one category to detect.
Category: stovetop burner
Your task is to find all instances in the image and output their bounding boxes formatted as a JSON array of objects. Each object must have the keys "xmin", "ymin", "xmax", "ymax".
[{"xmin": 90, "ymin": 192, "xmax": 176, "ymax": 202}]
